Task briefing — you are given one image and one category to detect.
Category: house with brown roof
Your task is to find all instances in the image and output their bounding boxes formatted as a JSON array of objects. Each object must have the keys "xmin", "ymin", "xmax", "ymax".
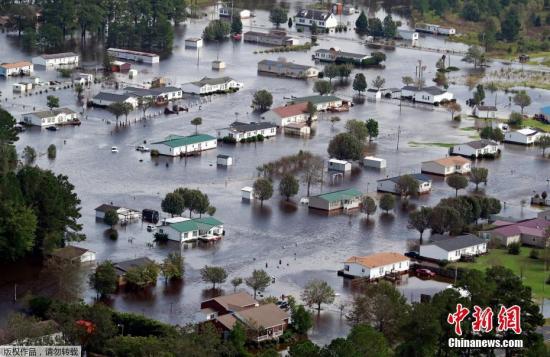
[
  {"xmin": 50, "ymin": 246, "xmax": 96, "ymax": 263},
  {"xmin": 0, "ymin": 61, "xmax": 33, "ymax": 77},
  {"xmin": 421, "ymin": 156, "xmax": 471, "ymax": 176},
  {"xmin": 342, "ymin": 252, "xmax": 409, "ymax": 279},
  {"xmin": 485, "ymin": 218, "xmax": 550, "ymax": 248},
  {"xmin": 200, "ymin": 292, "xmax": 290, "ymax": 342},
  {"xmin": 261, "ymin": 102, "xmax": 317, "ymax": 127}
]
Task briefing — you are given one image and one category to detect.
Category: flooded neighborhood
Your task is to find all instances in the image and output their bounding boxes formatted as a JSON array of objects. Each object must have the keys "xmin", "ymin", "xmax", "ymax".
[{"xmin": 0, "ymin": 0, "xmax": 549, "ymax": 355}]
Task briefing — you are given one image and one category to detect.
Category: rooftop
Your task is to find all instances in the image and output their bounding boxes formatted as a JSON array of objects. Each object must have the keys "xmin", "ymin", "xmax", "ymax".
[
  {"xmin": 50, "ymin": 246, "xmax": 93, "ymax": 260},
  {"xmin": 115, "ymin": 257, "xmax": 155, "ymax": 273},
  {"xmin": 169, "ymin": 217, "xmax": 223, "ymax": 233},
  {"xmin": 492, "ymin": 218, "xmax": 550, "ymax": 238},
  {"xmin": 270, "ymin": 102, "xmax": 308, "ymax": 118},
  {"xmin": 258, "ymin": 59, "xmax": 315, "ymax": 71},
  {"xmin": 93, "ymin": 91, "xmax": 135, "ymax": 102},
  {"xmin": 313, "ymin": 188, "xmax": 363, "ymax": 202},
  {"xmin": 152, "ymin": 134, "xmax": 216, "ymax": 148},
  {"xmin": 190, "ymin": 76, "xmax": 236, "ymax": 87},
  {"xmin": 423, "ymin": 156, "xmax": 471, "ymax": 166},
  {"xmin": 1, "ymin": 61, "xmax": 32, "ymax": 69},
  {"xmin": 315, "ymin": 48, "xmax": 369, "ymax": 60},
  {"xmin": 95, "ymin": 204, "xmax": 120, "ymax": 212},
  {"xmin": 428, "ymin": 234, "xmax": 486, "ymax": 252},
  {"xmin": 463, "ymin": 139, "xmax": 499, "ymax": 149},
  {"xmin": 377, "ymin": 173, "xmax": 432, "ymax": 184},
  {"xmin": 296, "ymin": 9, "xmax": 333, "ymax": 21},
  {"xmin": 345, "ymin": 252, "xmax": 409, "ymax": 268},
  {"xmin": 206, "ymin": 292, "xmax": 258, "ymax": 311},
  {"xmin": 107, "ymin": 48, "xmax": 159, "ymax": 57},
  {"xmin": 25, "ymin": 108, "xmax": 76, "ymax": 119},
  {"xmin": 290, "ymin": 95, "xmax": 342, "ymax": 105},
  {"xmin": 475, "ymin": 105, "xmax": 498, "ymax": 111},
  {"xmin": 236, "ymin": 303, "xmax": 289, "ymax": 329},
  {"xmin": 402, "ymin": 85, "xmax": 448, "ymax": 95},
  {"xmin": 228, "ymin": 121, "xmax": 277, "ymax": 132},
  {"xmin": 515, "ymin": 128, "xmax": 539, "ymax": 136},
  {"xmin": 38, "ymin": 52, "xmax": 78, "ymax": 59}
]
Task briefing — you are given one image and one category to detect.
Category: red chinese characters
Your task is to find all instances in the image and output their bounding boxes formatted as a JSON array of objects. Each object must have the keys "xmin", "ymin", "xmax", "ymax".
[
  {"xmin": 448, "ymin": 304, "xmax": 522, "ymax": 336},
  {"xmin": 472, "ymin": 306, "xmax": 493, "ymax": 332},
  {"xmin": 497, "ymin": 305, "xmax": 522, "ymax": 334},
  {"xmin": 447, "ymin": 303, "xmax": 470, "ymax": 336}
]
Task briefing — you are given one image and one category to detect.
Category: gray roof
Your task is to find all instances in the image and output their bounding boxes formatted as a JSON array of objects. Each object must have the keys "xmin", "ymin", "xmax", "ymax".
[
  {"xmin": 475, "ymin": 105, "xmax": 497, "ymax": 111},
  {"xmin": 464, "ymin": 139, "xmax": 498, "ymax": 149},
  {"xmin": 95, "ymin": 204, "xmax": 120, "ymax": 212},
  {"xmin": 377, "ymin": 173, "xmax": 432, "ymax": 184},
  {"xmin": 229, "ymin": 121, "xmax": 277, "ymax": 132},
  {"xmin": 402, "ymin": 85, "xmax": 447, "ymax": 95},
  {"xmin": 39, "ymin": 52, "xmax": 78, "ymax": 59},
  {"xmin": 217, "ymin": 154, "xmax": 231, "ymax": 159},
  {"xmin": 93, "ymin": 91, "xmax": 135, "ymax": 102},
  {"xmin": 26, "ymin": 108, "xmax": 76, "ymax": 118},
  {"xmin": 191, "ymin": 76, "xmax": 235, "ymax": 87},
  {"xmin": 115, "ymin": 257, "xmax": 155, "ymax": 274},
  {"xmin": 244, "ymin": 31, "xmax": 291, "ymax": 40},
  {"xmin": 124, "ymin": 86, "xmax": 181, "ymax": 97},
  {"xmin": 296, "ymin": 9, "xmax": 332, "ymax": 21},
  {"xmin": 428, "ymin": 234, "xmax": 486, "ymax": 252},
  {"xmin": 258, "ymin": 59, "xmax": 315, "ymax": 71},
  {"xmin": 315, "ymin": 49, "xmax": 368, "ymax": 60}
]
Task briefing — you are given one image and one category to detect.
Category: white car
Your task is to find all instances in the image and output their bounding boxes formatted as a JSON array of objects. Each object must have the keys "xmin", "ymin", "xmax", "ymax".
[
  {"xmin": 136, "ymin": 145, "xmax": 150, "ymax": 152},
  {"xmin": 111, "ymin": 146, "xmax": 119, "ymax": 153},
  {"xmin": 146, "ymin": 225, "xmax": 156, "ymax": 232}
]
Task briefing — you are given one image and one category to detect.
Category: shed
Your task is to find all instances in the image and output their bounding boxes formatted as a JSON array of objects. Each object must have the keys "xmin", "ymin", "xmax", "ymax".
[
  {"xmin": 366, "ymin": 88, "xmax": 382, "ymax": 100},
  {"xmin": 328, "ymin": 159, "xmax": 351, "ymax": 172},
  {"xmin": 217, "ymin": 154, "xmax": 233, "ymax": 166},
  {"xmin": 212, "ymin": 60, "xmax": 226, "ymax": 70},
  {"xmin": 185, "ymin": 37, "xmax": 203, "ymax": 48},
  {"xmin": 128, "ymin": 69, "xmax": 138, "ymax": 79},
  {"xmin": 363, "ymin": 156, "xmax": 386, "ymax": 169},
  {"xmin": 241, "ymin": 187, "xmax": 254, "ymax": 200}
]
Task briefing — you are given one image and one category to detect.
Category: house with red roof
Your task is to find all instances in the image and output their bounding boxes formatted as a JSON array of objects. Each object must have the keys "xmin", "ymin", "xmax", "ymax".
[
  {"xmin": 261, "ymin": 102, "xmax": 317, "ymax": 127},
  {"xmin": 485, "ymin": 218, "xmax": 550, "ymax": 248}
]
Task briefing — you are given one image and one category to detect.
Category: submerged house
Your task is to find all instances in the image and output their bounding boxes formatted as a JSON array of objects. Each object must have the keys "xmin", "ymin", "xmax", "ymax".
[
  {"xmin": 22, "ymin": 108, "xmax": 78, "ymax": 127},
  {"xmin": 181, "ymin": 77, "xmax": 243, "ymax": 95},
  {"xmin": 244, "ymin": 30, "xmax": 299, "ymax": 46},
  {"xmin": 159, "ymin": 217, "xmax": 224, "ymax": 243},
  {"xmin": 450, "ymin": 139, "xmax": 500, "ymax": 158},
  {"xmin": 421, "ymin": 156, "xmax": 471, "ymax": 176},
  {"xmin": 295, "ymin": 9, "xmax": 338, "ymax": 32},
  {"xmin": 257, "ymin": 59, "xmax": 319, "ymax": 79},
  {"xmin": 308, "ymin": 188, "xmax": 363, "ymax": 212},
  {"xmin": 401, "ymin": 86, "xmax": 453, "ymax": 105},
  {"xmin": 342, "ymin": 252, "xmax": 410, "ymax": 279},
  {"xmin": 377, "ymin": 174, "xmax": 432, "ymax": 195},
  {"xmin": 150, "ymin": 134, "xmax": 217, "ymax": 156},
  {"xmin": 217, "ymin": 121, "xmax": 277, "ymax": 141},
  {"xmin": 313, "ymin": 48, "xmax": 370, "ymax": 63},
  {"xmin": 262, "ymin": 102, "xmax": 315, "ymax": 127}
]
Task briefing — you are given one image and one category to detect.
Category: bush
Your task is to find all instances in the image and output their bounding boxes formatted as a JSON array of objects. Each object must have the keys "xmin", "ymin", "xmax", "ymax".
[
  {"xmin": 508, "ymin": 242, "xmax": 521, "ymax": 255},
  {"xmin": 108, "ymin": 229, "xmax": 118, "ymax": 240},
  {"xmin": 153, "ymin": 232, "xmax": 168, "ymax": 243},
  {"xmin": 28, "ymin": 296, "xmax": 53, "ymax": 319},
  {"xmin": 438, "ymin": 259, "xmax": 449, "ymax": 267},
  {"xmin": 150, "ymin": 149, "xmax": 160, "ymax": 157},
  {"xmin": 240, "ymin": 138, "xmax": 246, "ymax": 143},
  {"xmin": 257, "ymin": 134, "xmax": 264, "ymax": 141},
  {"xmin": 453, "ymin": 115, "xmax": 461, "ymax": 121},
  {"xmin": 529, "ymin": 248, "xmax": 540, "ymax": 259},
  {"xmin": 447, "ymin": 66, "xmax": 460, "ymax": 71},
  {"xmin": 221, "ymin": 136, "xmax": 237, "ymax": 144}
]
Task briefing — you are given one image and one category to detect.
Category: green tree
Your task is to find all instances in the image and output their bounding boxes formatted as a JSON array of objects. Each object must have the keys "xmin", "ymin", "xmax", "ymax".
[
  {"xmin": 103, "ymin": 209, "xmax": 119, "ymax": 229},
  {"xmin": 289, "ymin": 340, "xmax": 320, "ymax": 357},
  {"xmin": 365, "ymin": 119, "xmax": 379, "ymax": 141},
  {"xmin": 508, "ymin": 112, "xmax": 524, "ymax": 127},
  {"xmin": 202, "ymin": 20, "xmax": 230, "ymax": 41},
  {"xmin": 306, "ymin": 101, "xmax": 317, "ymax": 126},
  {"xmin": 107, "ymin": 102, "xmax": 126, "ymax": 126},
  {"xmin": 302, "ymin": 155, "xmax": 324, "ymax": 197},
  {"xmin": 288, "ymin": 17, "xmax": 293, "ymax": 28},
  {"xmin": 446, "ymin": 174, "xmax": 469, "ymax": 197},
  {"xmin": 368, "ymin": 17, "xmax": 384, "ymax": 37},
  {"xmin": 379, "ymin": 193, "xmax": 395, "ymax": 213},
  {"xmin": 371, "ymin": 75, "xmax": 385, "ymax": 90},
  {"xmin": 301, "ymin": 279, "xmax": 335, "ymax": 311},
  {"xmin": 408, "ymin": 206, "xmax": 432, "ymax": 242},
  {"xmin": 161, "ymin": 252, "xmax": 184, "ymax": 282},
  {"xmin": 252, "ymin": 90, "xmax": 273, "ymax": 111},
  {"xmin": 501, "ymin": 9, "xmax": 521, "ymax": 42},
  {"xmin": 245, "ymin": 269, "xmax": 271, "ymax": 299},
  {"xmin": 382, "ymin": 15, "xmax": 397, "ymax": 38},
  {"xmin": 345, "ymin": 119, "xmax": 369, "ymax": 142},
  {"xmin": 327, "ymin": 133, "xmax": 363, "ymax": 160},
  {"xmin": 89, "ymin": 261, "xmax": 117, "ymax": 298},
  {"xmin": 402, "ymin": 76, "xmax": 415, "ymax": 86},
  {"xmin": 355, "ymin": 10, "xmax": 368, "ymax": 35},
  {"xmin": 513, "ymin": 90, "xmax": 531, "ymax": 114},
  {"xmin": 324, "ymin": 64, "xmax": 339, "ymax": 84},
  {"xmin": 338, "ymin": 64, "xmax": 353, "ymax": 80},
  {"xmin": 269, "ymin": 7, "xmax": 287, "ymax": 28},
  {"xmin": 46, "ymin": 95, "xmax": 60, "ymax": 111},
  {"xmin": 397, "ymin": 303, "xmax": 441, "ymax": 357},
  {"xmin": 22, "ymin": 146, "xmax": 36, "ymax": 165},
  {"xmin": 161, "ymin": 192, "xmax": 185, "ymax": 217},
  {"xmin": 291, "ymin": 305, "xmax": 313, "ymax": 335},
  {"xmin": 361, "ymin": 196, "xmax": 377, "ymax": 219},
  {"xmin": 0, "ymin": 109, "xmax": 19, "ymax": 145},
  {"xmin": 397, "ymin": 174, "xmax": 420, "ymax": 198},
  {"xmin": 125, "ymin": 262, "xmax": 160, "ymax": 289},
  {"xmin": 0, "ymin": 201, "xmax": 37, "ymax": 262},
  {"xmin": 313, "ymin": 80, "xmax": 332, "ymax": 95},
  {"xmin": 200, "ymin": 265, "xmax": 227, "ymax": 289},
  {"xmin": 347, "ymin": 281, "xmax": 408, "ymax": 340},
  {"xmin": 138, "ymin": 96, "xmax": 154, "ymax": 119},
  {"xmin": 428, "ymin": 205, "xmax": 463, "ymax": 235},
  {"xmin": 352, "ymin": 73, "xmax": 367, "ymax": 95},
  {"xmin": 279, "ymin": 174, "xmax": 299, "ymax": 200},
  {"xmin": 47, "ymin": 144, "xmax": 57, "ymax": 160},
  {"xmin": 470, "ymin": 167, "xmax": 489, "ymax": 190},
  {"xmin": 330, "ymin": 116, "xmax": 341, "ymax": 128},
  {"xmin": 253, "ymin": 178, "xmax": 273, "ymax": 206},
  {"xmin": 229, "ymin": 322, "xmax": 247, "ymax": 354},
  {"xmin": 473, "ymin": 84, "xmax": 486, "ymax": 105},
  {"xmin": 462, "ymin": 45, "xmax": 485, "ymax": 68},
  {"xmin": 190, "ymin": 117, "xmax": 202, "ymax": 134},
  {"xmin": 230, "ymin": 277, "xmax": 243, "ymax": 292},
  {"xmin": 231, "ymin": 16, "xmax": 242, "ymax": 34},
  {"xmin": 535, "ymin": 135, "xmax": 550, "ymax": 156},
  {"xmin": 480, "ymin": 127, "xmax": 504, "ymax": 142}
]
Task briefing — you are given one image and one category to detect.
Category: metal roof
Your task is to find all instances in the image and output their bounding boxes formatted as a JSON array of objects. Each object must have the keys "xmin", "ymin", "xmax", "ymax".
[
  {"xmin": 228, "ymin": 121, "xmax": 277, "ymax": 132},
  {"xmin": 152, "ymin": 134, "xmax": 216, "ymax": 148},
  {"xmin": 377, "ymin": 173, "xmax": 432, "ymax": 184},
  {"xmin": 313, "ymin": 188, "xmax": 363, "ymax": 202},
  {"xmin": 428, "ymin": 234, "xmax": 486, "ymax": 252}
]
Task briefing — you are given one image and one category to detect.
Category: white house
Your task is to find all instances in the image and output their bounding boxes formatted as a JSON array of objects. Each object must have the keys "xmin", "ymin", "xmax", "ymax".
[
  {"xmin": 185, "ymin": 37, "xmax": 203, "ymax": 48},
  {"xmin": 244, "ymin": 30, "xmax": 300, "ymax": 46},
  {"xmin": 377, "ymin": 173, "xmax": 432, "ymax": 195},
  {"xmin": 342, "ymin": 253, "xmax": 410, "ymax": 279},
  {"xmin": 295, "ymin": 9, "xmax": 338, "ymax": 32},
  {"xmin": 450, "ymin": 139, "xmax": 500, "ymax": 158},
  {"xmin": 257, "ymin": 59, "xmax": 319, "ymax": 79},
  {"xmin": 124, "ymin": 86, "xmax": 183, "ymax": 105},
  {"xmin": 92, "ymin": 92, "xmax": 139, "ymax": 108},
  {"xmin": 415, "ymin": 23, "xmax": 456, "ymax": 35},
  {"xmin": 328, "ymin": 159, "xmax": 351, "ymax": 172},
  {"xmin": 289, "ymin": 95, "xmax": 344, "ymax": 111},
  {"xmin": 401, "ymin": 86, "xmax": 453, "ymax": 104},
  {"xmin": 0, "ymin": 61, "xmax": 33, "ymax": 77},
  {"xmin": 397, "ymin": 29, "xmax": 419, "ymax": 45},
  {"xmin": 241, "ymin": 187, "xmax": 254, "ymax": 200},
  {"xmin": 366, "ymin": 88, "xmax": 382, "ymax": 100},
  {"xmin": 313, "ymin": 48, "xmax": 370, "ymax": 63},
  {"xmin": 22, "ymin": 108, "xmax": 78, "ymax": 127},
  {"xmin": 472, "ymin": 105, "xmax": 498, "ymax": 119},
  {"xmin": 504, "ymin": 128, "xmax": 544, "ymax": 145},
  {"xmin": 217, "ymin": 121, "xmax": 277, "ymax": 141},
  {"xmin": 159, "ymin": 217, "xmax": 224, "ymax": 243},
  {"xmin": 73, "ymin": 72, "xmax": 94, "ymax": 86},
  {"xmin": 219, "ymin": 7, "xmax": 251, "ymax": 19},
  {"xmin": 13, "ymin": 82, "xmax": 33, "ymax": 92},
  {"xmin": 217, "ymin": 154, "xmax": 233, "ymax": 166},
  {"xmin": 262, "ymin": 102, "xmax": 314, "ymax": 127},
  {"xmin": 421, "ymin": 156, "xmax": 471, "ymax": 176},
  {"xmin": 181, "ymin": 77, "xmax": 243, "ymax": 95},
  {"xmin": 32, "ymin": 52, "xmax": 79, "ymax": 68},
  {"xmin": 363, "ymin": 156, "xmax": 386, "ymax": 169},
  {"xmin": 284, "ymin": 122, "xmax": 311, "ymax": 136},
  {"xmin": 107, "ymin": 48, "xmax": 160, "ymax": 64},
  {"xmin": 51, "ymin": 246, "xmax": 96, "ymax": 263},
  {"xmin": 419, "ymin": 234, "xmax": 487, "ymax": 262},
  {"xmin": 308, "ymin": 188, "xmax": 363, "ymax": 212},
  {"xmin": 150, "ymin": 134, "xmax": 217, "ymax": 156}
]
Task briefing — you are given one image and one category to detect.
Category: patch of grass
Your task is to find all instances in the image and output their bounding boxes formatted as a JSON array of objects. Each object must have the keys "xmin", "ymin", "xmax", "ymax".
[
  {"xmin": 455, "ymin": 248, "xmax": 548, "ymax": 300},
  {"xmin": 408, "ymin": 141, "xmax": 456, "ymax": 148},
  {"xmin": 468, "ymin": 135, "xmax": 480, "ymax": 139},
  {"xmin": 523, "ymin": 119, "xmax": 550, "ymax": 133},
  {"xmin": 460, "ymin": 127, "xmax": 477, "ymax": 131}
]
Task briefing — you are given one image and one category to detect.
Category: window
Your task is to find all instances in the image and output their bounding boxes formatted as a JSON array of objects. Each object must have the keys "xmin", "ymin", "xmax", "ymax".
[{"xmin": 361, "ymin": 268, "xmax": 365, "ymax": 273}]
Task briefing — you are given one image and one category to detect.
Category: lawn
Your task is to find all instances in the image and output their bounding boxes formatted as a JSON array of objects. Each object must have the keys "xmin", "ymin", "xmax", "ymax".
[
  {"xmin": 523, "ymin": 119, "xmax": 550, "ymax": 133},
  {"xmin": 456, "ymin": 248, "xmax": 549, "ymax": 301},
  {"xmin": 408, "ymin": 141, "xmax": 456, "ymax": 148}
]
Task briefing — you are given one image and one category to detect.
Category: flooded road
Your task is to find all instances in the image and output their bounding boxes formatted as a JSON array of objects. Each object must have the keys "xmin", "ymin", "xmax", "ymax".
[{"xmin": 0, "ymin": 1, "xmax": 549, "ymax": 345}]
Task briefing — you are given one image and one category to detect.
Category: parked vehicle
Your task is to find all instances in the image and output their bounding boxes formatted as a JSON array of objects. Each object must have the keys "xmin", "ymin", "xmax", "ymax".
[
  {"xmin": 45, "ymin": 126, "xmax": 58, "ymax": 131},
  {"xmin": 146, "ymin": 225, "xmax": 156, "ymax": 232},
  {"xmin": 111, "ymin": 146, "xmax": 119, "ymax": 153},
  {"xmin": 136, "ymin": 145, "xmax": 150, "ymax": 152},
  {"xmin": 416, "ymin": 268, "xmax": 436, "ymax": 279}
]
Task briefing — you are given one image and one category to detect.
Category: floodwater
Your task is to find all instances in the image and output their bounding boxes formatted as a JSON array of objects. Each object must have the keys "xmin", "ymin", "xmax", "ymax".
[{"xmin": 0, "ymin": 0, "xmax": 549, "ymax": 345}]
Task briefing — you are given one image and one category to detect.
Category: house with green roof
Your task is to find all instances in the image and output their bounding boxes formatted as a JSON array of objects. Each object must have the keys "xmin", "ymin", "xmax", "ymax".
[
  {"xmin": 289, "ymin": 95, "xmax": 344, "ymax": 111},
  {"xmin": 150, "ymin": 134, "xmax": 217, "ymax": 156},
  {"xmin": 308, "ymin": 188, "xmax": 363, "ymax": 212},
  {"xmin": 159, "ymin": 216, "xmax": 224, "ymax": 243}
]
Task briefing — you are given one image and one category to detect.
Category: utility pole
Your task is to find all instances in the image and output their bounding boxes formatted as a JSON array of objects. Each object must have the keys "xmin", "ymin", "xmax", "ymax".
[{"xmin": 396, "ymin": 125, "xmax": 401, "ymax": 151}]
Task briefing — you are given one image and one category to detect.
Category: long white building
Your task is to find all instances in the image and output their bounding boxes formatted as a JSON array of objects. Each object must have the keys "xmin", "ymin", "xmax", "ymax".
[
  {"xmin": 217, "ymin": 121, "xmax": 277, "ymax": 141},
  {"xmin": 295, "ymin": 9, "xmax": 338, "ymax": 32},
  {"xmin": 32, "ymin": 52, "xmax": 79, "ymax": 68},
  {"xmin": 22, "ymin": 108, "xmax": 78, "ymax": 127},
  {"xmin": 342, "ymin": 252, "xmax": 410, "ymax": 279},
  {"xmin": 181, "ymin": 77, "xmax": 243, "ymax": 95},
  {"xmin": 107, "ymin": 48, "xmax": 160, "ymax": 64},
  {"xmin": 419, "ymin": 234, "xmax": 487, "ymax": 262},
  {"xmin": 401, "ymin": 86, "xmax": 453, "ymax": 105},
  {"xmin": 150, "ymin": 134, "xmax": 217, "ymax": 156},
  {"xmin": 0, "ymin": 61, "xmax": 33, "ymax": 77}
]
